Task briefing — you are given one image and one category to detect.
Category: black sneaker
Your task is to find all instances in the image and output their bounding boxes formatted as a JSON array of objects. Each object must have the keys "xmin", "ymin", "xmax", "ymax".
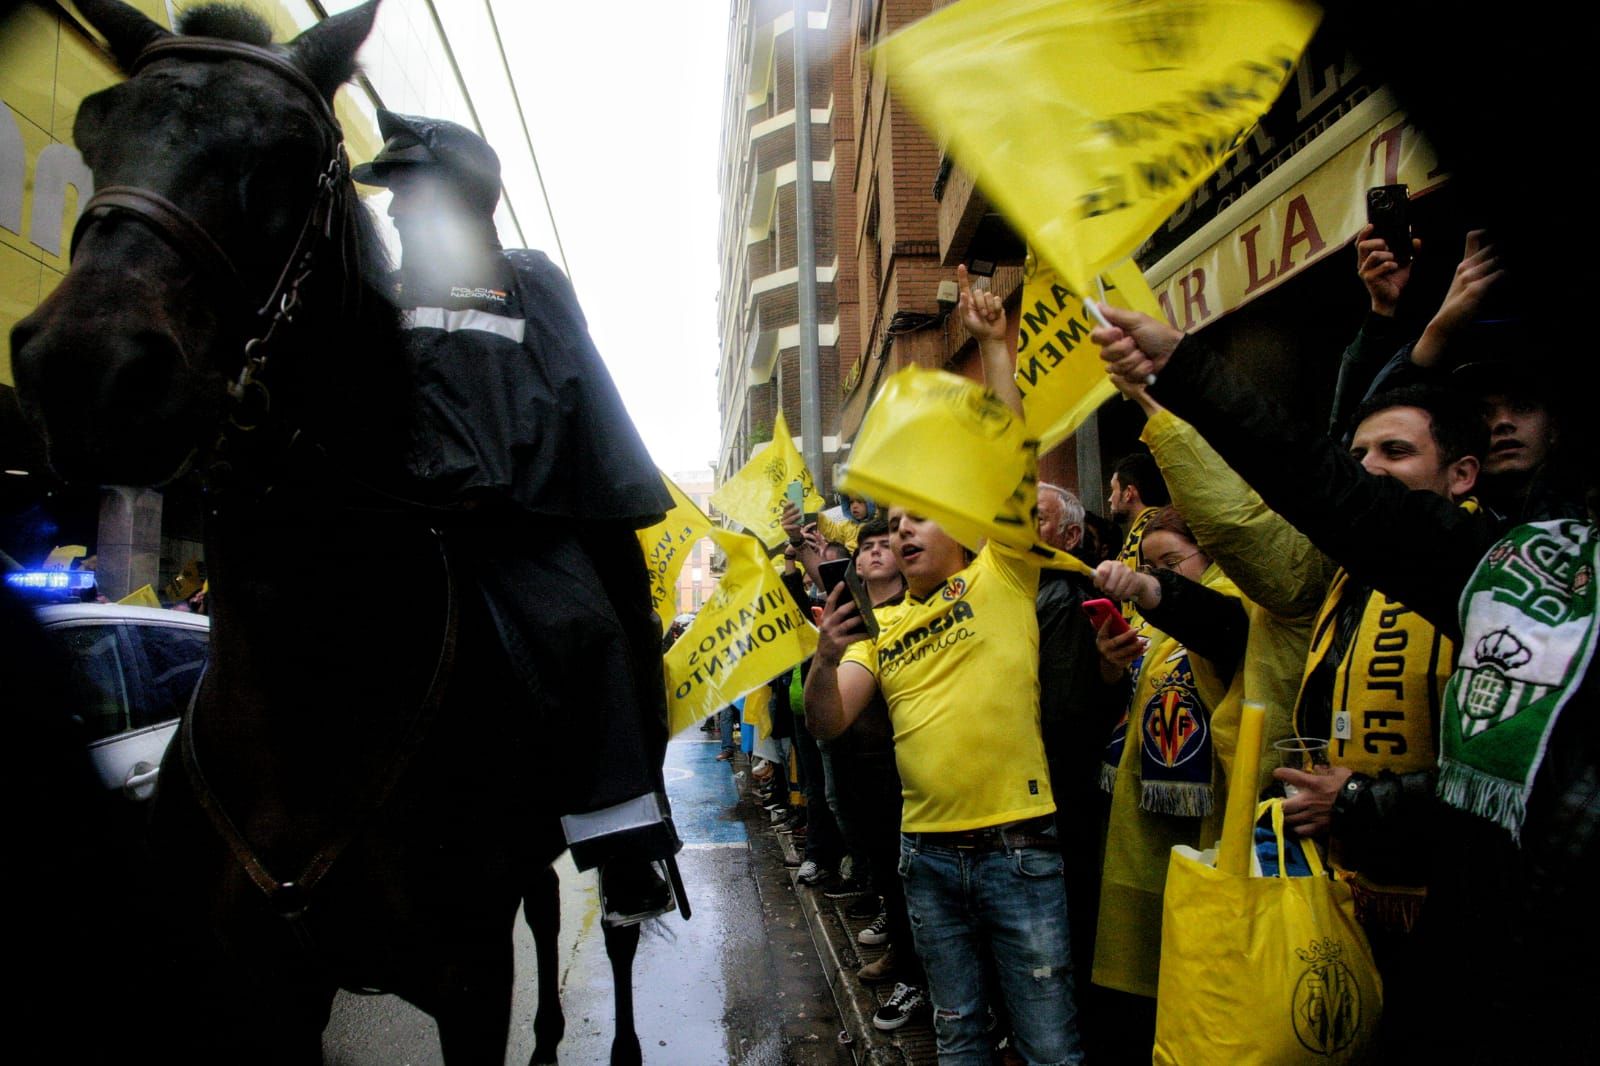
[
  {"xmin": 845, "ymin": 894, "xmax": 882, "ymax": 920},
  {"xmin": 872, "ymin": 983, "xmax": 928, "ymax": 1032},
  {"xmin": 824, "ymin": 876, "xmax": 870, "ymax": 900},
  {"xmin": 857, "ymin": 910, "xmax": 890, "ymax": 945},
  {"xmin": 599, "ymin": 860, "xmax": 675, "ymax": 928}
]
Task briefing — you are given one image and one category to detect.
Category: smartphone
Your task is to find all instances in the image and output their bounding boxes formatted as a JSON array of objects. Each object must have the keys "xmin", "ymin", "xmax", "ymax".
[
  {"xmin": 785, "ymin": 480, "xmax": 806, "ymax": 511},
  {"xmin": 817, "ymin": 557, "xmax": 851, "ymax": 597},
  {"xmin": 1365, "ymin": 184, "xmax": 1411, "ymax": 267},
  {"xmin": 817, "ymin": 557, "xmax": 880, "ymax": 639},
  {"xmin": 1081, "ymin": 597, "xmax": 1131, "ymax": 636},
  {"xmin": 842, "ymin": 560, "xmax": 881, "ymax": 639}
]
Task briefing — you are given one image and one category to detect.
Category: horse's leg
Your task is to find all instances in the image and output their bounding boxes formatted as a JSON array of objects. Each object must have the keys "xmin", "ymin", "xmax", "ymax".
[
  {"xmin": 434, "ymin": 955, "xmax": 515, "ymax": 1066},
  {"xmin": 603, "ymin": 922, "xmax": 643, "ymax": 1066},
  {"xmin": 525, "ymin": 864, "xmax": 565, "ymax": 1065}
]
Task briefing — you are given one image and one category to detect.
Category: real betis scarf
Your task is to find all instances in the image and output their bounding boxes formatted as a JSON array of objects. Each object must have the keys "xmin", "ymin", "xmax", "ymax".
[{"xmin": 1438, "ymin": 520, "xmax": 1599, "ymax": 842}]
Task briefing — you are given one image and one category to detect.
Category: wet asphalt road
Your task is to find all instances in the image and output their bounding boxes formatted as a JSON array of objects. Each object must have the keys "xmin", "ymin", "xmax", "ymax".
[{"xmin": 321, "ymin": 735, "xmax": 851, "ymax": 1065}]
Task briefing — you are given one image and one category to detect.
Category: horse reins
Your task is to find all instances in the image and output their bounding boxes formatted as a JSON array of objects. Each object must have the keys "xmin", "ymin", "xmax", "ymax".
[
  {"xmin": 178, "ymin": 531, "xmax": 459, "ymax": 953},
  {"xmin": 68, "ymin": 36, "xmax": 353, "ymax": 443},
  {"xmin": 75, "ymin": 37, "xmax": 455, "ymax": 961}
]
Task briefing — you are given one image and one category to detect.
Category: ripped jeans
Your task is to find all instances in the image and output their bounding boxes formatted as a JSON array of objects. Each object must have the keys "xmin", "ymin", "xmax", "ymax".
[{"xmin": 899, "ymin": 822, "xmax": 1084, "ymax": 1065}]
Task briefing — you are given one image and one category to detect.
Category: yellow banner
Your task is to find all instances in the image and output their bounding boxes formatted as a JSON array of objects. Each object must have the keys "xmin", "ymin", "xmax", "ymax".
[
  {"xmin": 664, "ymin": 528, "xmax": 818, "ymax": 736},
  {"xmin": 742, "ymin": 683, "xmax": 773, "ymax": 743},
  {"xmin": 839, "ymin": 367, "xmax": 1091, "ymax": 575},
  {"xmin": 708, "ymin": 411, "xmax": 825, "ymax": 550},
  {"xmin": 1150, "ymin": 106, "xmax": 1443, "ymax": 330},
  {"xmin": 117, "ymin": 584, "xmax": 161, "ymax": 609},
  {"xmin": 1016, "ymin": 256, "xmax": 1166, "ymax": 451},
  {"xmin": 637, "ymin": 473, "xmax": 714, "ymax": 633},
  {"xmin": 875, "ymin": 0, "xmax": 1320, "ymax": 296}
]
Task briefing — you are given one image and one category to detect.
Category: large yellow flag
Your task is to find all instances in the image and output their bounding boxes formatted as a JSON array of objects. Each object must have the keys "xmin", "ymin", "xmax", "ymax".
[
  {"xmin": 875, "ymin": 0, "xmax": 1319, "ymax": 295},
  {"xmin": 708, "ymin": 411, "xmax": 827, "ymax": 550},
  {"xmin": 838, "ymin": 368, "xmax": 1091, "ymax": 575},
  {"xmin": 665, "ymin": 528, "xmax": 818, "ymax": 736},
  {"xmin": 1017, "ymin": 257, "xmax": 1166, "ymax": 450},
  {"xmin": 637, "ymin": 473, "xmax": 714, "ymax": 633}
]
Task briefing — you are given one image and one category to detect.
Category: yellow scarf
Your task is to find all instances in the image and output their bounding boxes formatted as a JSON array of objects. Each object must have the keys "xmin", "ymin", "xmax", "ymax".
[{"xmin": 1296, "ymin": 568, "xmax": 1451, "ymax": 777}]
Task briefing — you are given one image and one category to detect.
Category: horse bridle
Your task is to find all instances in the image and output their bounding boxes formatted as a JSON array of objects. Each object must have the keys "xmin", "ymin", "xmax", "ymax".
[{"xmin": 69, "ymin": 36, "xmax": 352, "ymax": 439}]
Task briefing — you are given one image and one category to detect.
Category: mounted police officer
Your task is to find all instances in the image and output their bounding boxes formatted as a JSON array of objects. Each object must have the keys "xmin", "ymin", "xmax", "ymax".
[{"xmin": 353, "ymin": 110, "xmax": 679, "ymax": 926}]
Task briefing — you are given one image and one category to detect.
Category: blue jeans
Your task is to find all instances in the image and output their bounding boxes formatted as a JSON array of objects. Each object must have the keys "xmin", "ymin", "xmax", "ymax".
[
  {"xmin": 899, "ymin": 828, "xmax": 1084, "ymax": 1065},
  {"xmin": 717, "ymin": 705, "xmax": 737, "ymax": 754}
]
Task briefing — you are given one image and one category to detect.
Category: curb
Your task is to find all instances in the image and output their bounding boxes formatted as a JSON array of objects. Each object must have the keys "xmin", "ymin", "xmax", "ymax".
[{"xmin": 770, "ymin": 814, "xmax": 934, "ymax": 1064}]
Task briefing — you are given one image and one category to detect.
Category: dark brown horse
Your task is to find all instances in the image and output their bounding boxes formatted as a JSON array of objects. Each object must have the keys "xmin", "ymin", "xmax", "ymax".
[{"xmin": 11, "ymin": 2, "xmax": 647, "ymax": 1062}]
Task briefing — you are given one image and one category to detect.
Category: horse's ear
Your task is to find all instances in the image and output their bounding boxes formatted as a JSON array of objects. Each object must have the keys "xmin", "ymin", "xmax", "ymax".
[
  {"xmin": 288, "ymin": 0, "xmax": 380, "ymax": 102},
  {"xmin": 74, "ymin": 0, "xmax": 172, "ymax": 71}
]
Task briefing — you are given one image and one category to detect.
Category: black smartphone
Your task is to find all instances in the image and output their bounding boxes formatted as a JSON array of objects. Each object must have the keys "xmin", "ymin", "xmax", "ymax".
[
  {"xmin": 817, "ymin": 557, "xmax": 851, "ymax": 597},
  {"xmin": 842, "ymin": 560, "xmax": 881, "ymax": 639},
  {"xmin": 1366, "ymin": 184, "xmax": 1411, "ymax": 267},
  {"xmin": 816, "ymin": 557, "xmax": 880, "ymax": 639}
]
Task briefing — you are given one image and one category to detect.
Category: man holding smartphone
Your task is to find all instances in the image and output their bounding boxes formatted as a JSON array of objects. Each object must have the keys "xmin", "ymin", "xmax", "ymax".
[{"xmin": 805, "ymin": 269, "xmax": 1084, "ymax": 1064}]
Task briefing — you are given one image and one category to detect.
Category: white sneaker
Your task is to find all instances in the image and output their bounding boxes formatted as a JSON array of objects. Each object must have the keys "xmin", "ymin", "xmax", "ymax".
[
  {"xmin": 795, "ymin": 860, "xmax": 821, "ymax": 883},
  {"xmin": 872, "ymin": 982, "xmax": 928, "ymax": 1032},
  {"xmin": 857, "ymin": 911, "xmax": 889, "ymax": 946}
]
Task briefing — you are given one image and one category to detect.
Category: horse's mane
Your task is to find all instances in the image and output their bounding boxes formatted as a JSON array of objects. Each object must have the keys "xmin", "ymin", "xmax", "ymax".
[{"xmin": 175, "ymin": 4, "xmax": 274, "ymax": 45}]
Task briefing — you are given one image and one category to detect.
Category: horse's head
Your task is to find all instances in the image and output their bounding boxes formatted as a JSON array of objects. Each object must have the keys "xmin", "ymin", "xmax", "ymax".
[{"xmin": 10, "ymin": 0, "xmax": 381, "ymax": 487}]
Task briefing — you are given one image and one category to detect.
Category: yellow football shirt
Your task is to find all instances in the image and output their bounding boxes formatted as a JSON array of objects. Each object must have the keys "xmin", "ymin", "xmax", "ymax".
[{"xmin": 842, "ymin": 543, "xmax": 1055, "ymax": 832}]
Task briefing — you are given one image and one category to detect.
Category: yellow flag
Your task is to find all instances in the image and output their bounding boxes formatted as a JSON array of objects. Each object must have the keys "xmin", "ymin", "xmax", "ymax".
[
  {"xmin": 665, "ymin": 528, "xmax": 818, "ymax": 736},
  {"xmin": 118, "ymin": 584, "xmax": 162, "ymax": 609},
  {"xmin": 42, "ymin": 545, "xmax": 88, "ymax": 570},
  {"xmin": 742, "ymin": 683, "xmax": 773, "ymax": 742},
  {"xmin": 839, "ymin": 368, "xmax": 1091, "ymax": 575},
  {"xmin": 1017, "ymin": 256, "xmax": 1167, "ymax": 450},
  {"xmin": 636, "ymin": 473, "xmax": 714, "ymax": 633},
  {"xmin": 875, "ymin": 0, "xmax": 1319, "ymax": 294},
  {"xmin": 709, "ymin": 411, "xmax": 826, "ymax": 550}
]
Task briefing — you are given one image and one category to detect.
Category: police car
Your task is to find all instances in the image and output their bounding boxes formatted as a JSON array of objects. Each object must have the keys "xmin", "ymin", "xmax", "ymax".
[{"xmin": 36, "ymin": 603, "xmax": 208, "ymax": 803}]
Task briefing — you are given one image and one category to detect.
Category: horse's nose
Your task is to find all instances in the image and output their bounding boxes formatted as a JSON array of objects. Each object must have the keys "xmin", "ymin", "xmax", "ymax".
[
  {"xmin": 13, "ymin": 312, "xmax": 186, "ymax": 424},
  {"xmin": 102, "ymin": 330, "xmax": 188, "ymax": 411}
]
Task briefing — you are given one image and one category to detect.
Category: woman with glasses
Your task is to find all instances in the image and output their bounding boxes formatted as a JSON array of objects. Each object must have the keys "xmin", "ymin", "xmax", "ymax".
[{"xmin": 1082, "ymin": 505, "xmax": 1252, "ymax": 1052}]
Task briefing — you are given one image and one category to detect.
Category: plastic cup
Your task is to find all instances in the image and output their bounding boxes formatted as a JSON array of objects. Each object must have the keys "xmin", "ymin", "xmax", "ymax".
[{"xmin": 1272, "ymin": 737, "xmax": 1330, "ymax": 797}]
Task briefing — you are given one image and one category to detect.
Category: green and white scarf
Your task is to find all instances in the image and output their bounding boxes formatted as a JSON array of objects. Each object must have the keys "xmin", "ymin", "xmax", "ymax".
[{"xmin": 1438, "ymin": 520, "xmax": 1599, "ymax": 842}]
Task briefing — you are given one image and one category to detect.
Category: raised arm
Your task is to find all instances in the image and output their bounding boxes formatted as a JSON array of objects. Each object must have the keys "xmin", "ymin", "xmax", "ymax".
[
  {"xmin": 1094, "ymin": 306, "xmax": 1501, "ymax": 636},
  {"xmin": 958, "ymin": 264, "xmax": 1022, "ymax": 418}
]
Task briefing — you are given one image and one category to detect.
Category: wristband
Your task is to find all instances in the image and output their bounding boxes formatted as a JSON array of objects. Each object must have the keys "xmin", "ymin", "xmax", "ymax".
[{"xmin": 1331, "ymin": 773, "xmax": 1369, "ymax": 824}]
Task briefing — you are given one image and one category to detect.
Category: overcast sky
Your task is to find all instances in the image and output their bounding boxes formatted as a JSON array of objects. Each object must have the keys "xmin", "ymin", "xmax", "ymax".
[{"xmin": 490, "ymin": 3, "xmax": 728, "ymax": 479}]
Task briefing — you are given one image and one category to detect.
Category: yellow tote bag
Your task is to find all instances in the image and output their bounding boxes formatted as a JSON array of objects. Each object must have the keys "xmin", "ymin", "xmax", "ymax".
[{"xmin": 1154, "ymin": 801, "xmax": 1382, "ymax": 1065}]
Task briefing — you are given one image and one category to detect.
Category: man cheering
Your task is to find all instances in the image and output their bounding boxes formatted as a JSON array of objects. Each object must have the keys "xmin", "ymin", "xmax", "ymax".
[{"xmin": 805, "ymin": 269, "xmax": 1084, "ymax": 1064}]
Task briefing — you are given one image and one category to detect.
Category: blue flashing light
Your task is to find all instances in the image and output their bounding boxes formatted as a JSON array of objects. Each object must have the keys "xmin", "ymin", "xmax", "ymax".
[{"xmin": 4, "ymin": 570, "xmax": 97, "ymax": 594}]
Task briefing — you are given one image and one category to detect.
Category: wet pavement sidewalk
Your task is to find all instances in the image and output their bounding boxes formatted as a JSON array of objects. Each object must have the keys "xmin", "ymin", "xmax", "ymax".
[
  {"xmin": 723, "ymin": 747, "xmax": 939, "ymax": 1066},
  {"xmin": 324, "ymin": 734, "xmax": 856, "ymax": 1064}
]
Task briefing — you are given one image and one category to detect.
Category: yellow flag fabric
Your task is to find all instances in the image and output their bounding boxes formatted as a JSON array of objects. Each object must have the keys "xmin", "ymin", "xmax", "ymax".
[
  {"xmin": 118, "ymin": 584, "xmax": 162, "ymax": 609},
  {"xmin": 875, "ymin": 0, "xmax": 1320, "ymax": 295},
  {"xmin": 742, "ymin": 683, "xmax": 773, "ymax": 743},
  {"xmin": 664, "ymin": 528, "xmax": 818, "ymax": 736},
  {"xmin": 709, "ymin": 411, "xmax": 826, "ymax": 550},
  {"xmin": 1016, "ymin": 256, "xmax": 1167, "ymax": 450},
  {"xmin": 637, "ymin": 473, "xmax": 714, "ymax": 633},
  {"xmin": 839, "ymin": 367, "xmax": 1091, "ymax": 576},
  {"xmin": 42, "ymin": 545, "xmax": 88, "ymax": 570}
]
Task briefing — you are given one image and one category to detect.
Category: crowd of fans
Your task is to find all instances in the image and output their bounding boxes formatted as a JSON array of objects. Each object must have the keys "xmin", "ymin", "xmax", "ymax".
[{"xmin": 694, "ymin": 215, "xmax": 1591, "ymax": 1065}]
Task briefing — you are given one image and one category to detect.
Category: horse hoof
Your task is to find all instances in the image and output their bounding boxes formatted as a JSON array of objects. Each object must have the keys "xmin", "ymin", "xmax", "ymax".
[{"xmin": 609, "ymin": 1037, "xmax": 643, "ymax": 1066}]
